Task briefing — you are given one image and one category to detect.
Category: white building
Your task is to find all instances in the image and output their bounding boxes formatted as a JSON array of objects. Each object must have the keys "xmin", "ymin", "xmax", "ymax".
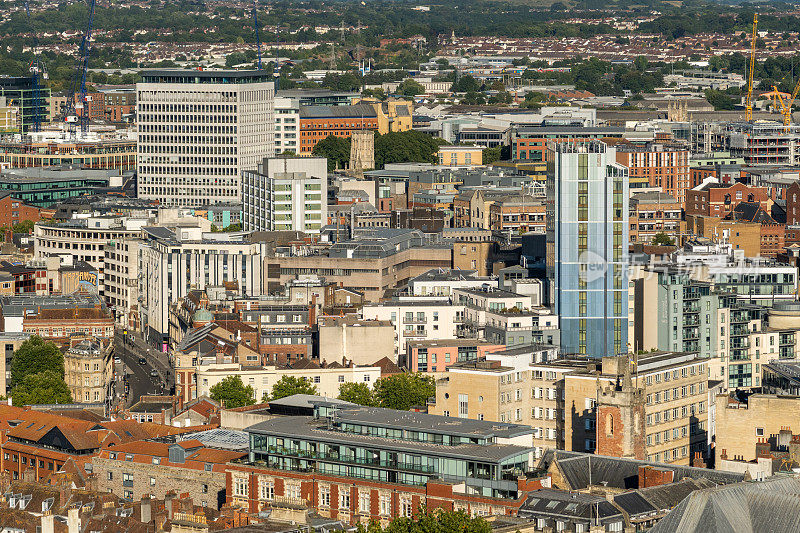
[
  {"xmin": 136, "ymin": 69, "xmax": 275, "ymax": 206},
  {"xmin": 138, "ymin": 224, "xmax": 268, "ymax": 349},
  {"xmin": 274, "ymin": 96, "xmax": 300, "ymax": 155},
  {"xmin": 241, "ymin": 157, "xmax": 327, "ymax": 233}
]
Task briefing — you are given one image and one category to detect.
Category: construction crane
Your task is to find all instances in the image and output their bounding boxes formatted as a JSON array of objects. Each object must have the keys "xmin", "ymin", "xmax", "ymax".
[
  {"xmin": 252, "ymin": 0, "xmax": 262, "ymax": 69},
  {"xmin": 23, "ymin": 0, "xmax": 47, "ymax": 133},
  {"xmin": 771, "ymin": 78, "xmax": 800, "ymax": 129},
  {"xmin": 63, "ymin": 0, "xmax": 97, "ymax": 136},
  {"xmin": 745, "ymin": 13, "xmax": 758, "ymax": 122}
]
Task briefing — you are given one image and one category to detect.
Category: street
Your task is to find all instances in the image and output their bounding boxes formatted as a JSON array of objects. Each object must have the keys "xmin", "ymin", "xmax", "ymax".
[{"xmin": 113, "ymin": 329, "xmax": 172, "ymax": 407}]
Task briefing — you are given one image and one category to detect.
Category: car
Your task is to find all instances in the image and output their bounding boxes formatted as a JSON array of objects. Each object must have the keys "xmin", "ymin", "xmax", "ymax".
[
  {"xmin": 138, "ymin": 357, "xmax": 146, "ymax": 365},
  {"xmin": 114, "ymin": 357, "xmax": 122, "ymax": 364},
  {"xmin": 149, "ymin": 369, "xmax": 159, "ymax": 378}
]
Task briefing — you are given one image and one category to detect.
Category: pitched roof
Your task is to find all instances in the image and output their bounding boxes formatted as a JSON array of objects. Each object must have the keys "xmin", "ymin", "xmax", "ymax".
[{"xmin": 649, "ymin": 476, "xmax": 800, "ymax": 533}]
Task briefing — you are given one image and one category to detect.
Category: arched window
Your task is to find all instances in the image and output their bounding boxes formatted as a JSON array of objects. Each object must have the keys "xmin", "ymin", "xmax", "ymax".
[{"xmin": 606, "ymin": 413, "xmax": 614, "ymax": 436}]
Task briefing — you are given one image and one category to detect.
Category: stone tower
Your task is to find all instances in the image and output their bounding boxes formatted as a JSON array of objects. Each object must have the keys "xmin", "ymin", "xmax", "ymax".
[
  {"xmin": 667, "ymin": 98, "xmax": 688, "ymax": 122},
  {"xmin": 349, "ymin": 130, "xmax": 375, "ymax": 173},
  {"xmin": 595, "ymin": 356, "xmax": 646, "ymax": 460}
]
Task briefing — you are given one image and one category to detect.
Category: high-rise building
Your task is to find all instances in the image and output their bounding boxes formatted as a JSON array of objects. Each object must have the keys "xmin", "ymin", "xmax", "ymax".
[
  {"xmin": 546, "ymin": 141, "xmax": 629, "ymax": 358},
  {"xmin": 136, "ymin": 70, "xmax": 274, "ymax": 206},
  {"xmin": 241, "ymin": 157, "xmax": 327, "ymax": 233},
  {"xmin": 273, "ymin": 95, "xmax": 300, "ymax": 155},
  {"xmin": 0, "ymin": 76, "xmax": 50, "ymax": 133}
]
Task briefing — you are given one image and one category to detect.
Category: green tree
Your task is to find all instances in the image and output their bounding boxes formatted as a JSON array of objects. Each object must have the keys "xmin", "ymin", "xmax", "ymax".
[
  {"xmin": 210, "ymin": 375, "xmax": 255, "ymax": 409},
  {"xmin": 652, "ymin": 232, "xmax": 676, "ymax": 246},
  {"xmin": 11, "ymin": 220, "xmax": 35, "ymax": 233},
  {"xmin": 312, "ymin": 135, "xmax": 351, "ymax": 172},
  {"xmin": 374, "ymin": 130, "xmax": 447, "ymax": 169},
  {"xmin": 338, "ymin": 382, "xmax": 377, "ymax": 406},
  {"xmin": 267, "ymin": 376, "xmax": 318, "ymax": 402},
  {"xmin": 373, "ymin": 373, "xmax": 435, "ymax": 411},
  {"xmin": 358, "ymin": 508, "xmax": 490, "ymax": 533},
  {"xmin": 482, "ymin": 146, "xmax": 502, "ymax": 164},
  {"xmin": 451, "ymin": 74, "xmax": 480, "ymax": 93},
  {"xmin": 396, "ymin": 79, "xmax": 425, "ymax": 97},
  {"xmin": 705, "ymin": 88, "xmax": 736, "ymax": 110},
  {"xmin": 11, "ymin": 370, "xmax": 72, "ymax": 406},
  {"xmin": 10, "ymin": 335, "xmax": 64, "ymax": 387}
]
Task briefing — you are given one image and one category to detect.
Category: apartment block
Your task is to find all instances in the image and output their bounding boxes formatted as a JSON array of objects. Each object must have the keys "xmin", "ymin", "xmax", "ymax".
[
  {"xmin": 274, "ymin": 96, "xmax": 300, "ymax": 155},
  {"xmin": 629, "ymin": 191, "xmax": 684, "ymax": 245},
  {"xmin": 241, "ymin": 157, "xmax": 327, "ymax": 233},
  {"xmin": 64, "ymin": 337, "xmax": 113, "ymax": 404},
  {"xmin": 615, "ymin": 142, "xmax": 690, "ymax": 202},
  {"xmin": 136, "ymin": 70, "xmax": 275, "ymax": 206},
  {"xmin": 299, "ymin": 104, "xmax": 378, "ymax": 155},
  {"xmin": 511, "ymin": 126, "xmax": 625, "ymax": 162}
]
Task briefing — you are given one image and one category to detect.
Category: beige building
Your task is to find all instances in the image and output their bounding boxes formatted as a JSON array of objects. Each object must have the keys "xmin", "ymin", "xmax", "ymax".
[
  {"xmin": 714, "ymin": 393, "xmax": 800, "ymax": 463},
  {"xmin": 103, "ymin": 237, "xmax": 142, "ymax": 330},
  {"xmin": 317, "ymin": 316, "xmax": 396, "ymax": 365},
  {"xmin": 64, "ymin": 337, "xmax": 114, "ymax": 404},
  {"xmin": 437, "ymin": 146, "xmax": 483, "ymax": 167},
  {"xmin": 0, "ymin": 332, "xmax": 32, "ymax": 397}
]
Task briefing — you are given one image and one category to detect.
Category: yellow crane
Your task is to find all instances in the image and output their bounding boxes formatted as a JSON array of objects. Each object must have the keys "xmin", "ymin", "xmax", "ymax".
[
  {"xmin": 772, "ymin": 78, "xmax": 800, "ymax": 129},
  {"xmin": 745, "ymin": 13, "xmax": 758, "ymax": 122}
]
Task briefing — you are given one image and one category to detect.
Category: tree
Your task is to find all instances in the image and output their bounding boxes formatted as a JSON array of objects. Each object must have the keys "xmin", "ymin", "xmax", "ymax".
[
  {"xmin": 652, "ymin": 232, "xmax": 676, "ymax": 246},
  {"xmin": 358, "ymin": 508, "xmax": 490, "ymax": 533},
  {"xmin": 396, "ymin": 79, "xmax": 425, "ymax": 97},
  {"xmin": 374, "ymin": 130, "xmax": 447, "ymax": 169},
  {"xmin": 11, "ymin": 370, "xmax": 72, "ymax": 406},
  {"xmin": 10, "ymin": 335, "xmax": 64, "ymax": 387},
  {"xmin": 267, "ymin": 376, "xmax": 318, "ymax": 402},
  {"xmin": 451, "ymin": 74, "xmax": 480, "ymax": 93},
  {"xmin": 482, "ymin": 146, "xmax": 502, "ymax": 164},
  {"xmin": 704, "ymin": 88, "xmax": 736, "ymax": 110},
  {"xmin": 11, "ymin": 220, "xmax": 35, "ymax": 233},
  {"xmin": 312, "ymin": 135, "xmax": 351, "ymax": 172},
  {"xmin": 373, "ymin": 373, "xmax": 435, "ymax": 411},
  {"xmin": 210, "ymin": 376, "xmax": 255, "ymax": 409},
  {"xmin": 338, "ymin": 382, "xmax": 377, "ymax": 406}
]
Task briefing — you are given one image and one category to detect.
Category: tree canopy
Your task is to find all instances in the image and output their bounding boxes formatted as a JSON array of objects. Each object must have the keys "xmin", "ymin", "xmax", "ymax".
[
  {"xmin": 210, "ymin": 376, "xmax": 255, "ymax": 409},
  {"xmin": 374, "ymin": 130, "xmax": 447, "ymax": 169},
  {"xmin": 313, "ymin": 135, "xmax": 351, "ymax": 172},
  {"xmin": 11, "ymin": 370, "xmax": 72, "ymax": 406},
  {"xmin": 358, "ymin": 508, "xmax": 491, "ymax": 533},
  {"xmin": 10, "ymin": 336, "xmax": 64, "ymax": 387},
  {"xmin": 373, "ymin": 373, "xmax": 435, "ymax": 411},
  {"xmin": 652, "ymin": 232, "xmax": 676, "ymax": 246},
  {"xmin": 338, "ymin": 382, "xmax": 378, "ymax": 406},
  {"xmin": 267, "ymin": 376, "xmax": 318, "ymax": 402},
  {"xmin": 396, "ymin": 79, "xmax": 425, "ymax": 97}
]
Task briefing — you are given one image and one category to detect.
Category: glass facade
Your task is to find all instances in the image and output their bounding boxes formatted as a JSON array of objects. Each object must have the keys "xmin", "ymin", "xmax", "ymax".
[{"xmin": 546, "ymin": 142, "xmax": 629, "ymax": 357}]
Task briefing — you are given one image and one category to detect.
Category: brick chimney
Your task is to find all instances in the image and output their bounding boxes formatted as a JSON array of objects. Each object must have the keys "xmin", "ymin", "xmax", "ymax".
[
  {"xmin": 720, "ymin": 448, "xmax": 728, "ymax": 460},
  {"xmin": 692, "ymin": 451, "xmax": 707, "ymax": 469},
  {"xmin": 638, "ymin": 465, "xmax": 674, "ymax": 489},
  {"xmin": 756, "ymin": 437, "xmax": 772, "ymax": 458},
  {"xmin": 165, "ymin": 493, "xmax": 176, "ymax": 520}
]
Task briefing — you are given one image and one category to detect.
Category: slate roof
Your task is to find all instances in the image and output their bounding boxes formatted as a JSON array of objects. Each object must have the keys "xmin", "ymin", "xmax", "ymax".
[
  {"xmin": 649, "ymin": 476, "xmax": 800, "ymax": 533},
  {"xmin": 300, "ymin": 103, "xmax": 377, "ymax": 119},
  {"xmin": 518, "ymin": 488, "xmax": 623, "ymax": 524},
  {"xmin": 726, "ymin": 202, "xmax": 778, "ymax": 224},
  {"xmin": 540, "ymin": 450, "xmax": 745, "ymax": 491}
]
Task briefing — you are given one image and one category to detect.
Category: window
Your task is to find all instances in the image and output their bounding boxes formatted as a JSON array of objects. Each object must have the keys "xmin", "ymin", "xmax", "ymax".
[
  {"xmin": 202, "ymin": 484, "xmax": 209, "ymax": 494},
  {"xmin": 150, "ymin": 477, "xmax": 156, "ymax": 486},
  {"xmin": 458, "ymin": 393, "xmax": 468, "ymax": 418},
  {"xmin": 359, "ymin": 492, "xmax": 371, "ymax": 514},
  {"xmin": 340, "ymin": 490, "xmax": 351, "ymax": 510},
  {"xmin": 259, "ymin": 480, "xmax": 274, "ymax": 500},
  {"xmin": 379, "ymin": 493, "xmax": 391, "ymax": 516},
  {"xmin": 107, "ymin": 472, "xmax": 113, "ymax": 481},
  {"xmin": 320, "ymin": 486, "xmax": 331, "ymax": 507},
  {"xmin": 233, "ymin": 477, "xmax": 248, "ymax": 498}
]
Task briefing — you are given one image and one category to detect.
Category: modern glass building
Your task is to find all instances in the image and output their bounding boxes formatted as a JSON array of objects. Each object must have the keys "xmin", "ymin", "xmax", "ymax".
[
  {"xmin": 0, "ymin": 76, "xmax": 50, "ymax": 134},
  {"xmin": 245, "ymin": 401, "xmax": 535, "ymax": 499},
  {"xmin": 546, "ymin": 141, "xmax": 629, "ymax": 358}
]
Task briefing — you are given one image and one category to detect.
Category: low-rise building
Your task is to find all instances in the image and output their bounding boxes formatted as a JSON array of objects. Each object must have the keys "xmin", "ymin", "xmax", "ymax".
[
  {"xmin": 64, "ymin": 337, "xmax": 113, "ymax": 405},
  {"xmin": 317, "ymin": 316, "xmax": 396, "ymax": 366}
]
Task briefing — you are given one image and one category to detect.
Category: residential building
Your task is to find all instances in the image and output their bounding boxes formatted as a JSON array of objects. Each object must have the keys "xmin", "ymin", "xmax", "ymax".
[
  {"xmin": 91, "ymin": 429, "xmax": 248, "ymax": 507},
  {"xmin": 0, "ymin": 194, "xmax": 45, "ymax": 230},
  {"xmin": 139, "ymin": 225, "xmax": 267, "ymax": 350},
  {"xmin": 726, "ymin": 122, "xmax": 800, "ymax": 166},
  {"xmin": 685, "ymin": 180, "xmax": 772, "ymax": 219},
  {"xmin": 0, "ymin": 332, "xmax": 31, "ymax": 396},
  {"xmin": 317, "ymin": 317, "xmax": 396, "ymax": 366},
  {"xmin": 273, "ymin": 96, "xmax": 301, "ymax": 155},
  {"xmin": 103, "ymin": 237, "xmax": 142, "ymax": 330},
  {"xmin": 407, "ymin": 268, "xmax": 497, "ymax": 298},
  {"xmin": 228, "ymin": 399, "xmax": 540, "ymax": 525},
  {"xmin": 241, "ymin": 157, "xmax": 327, "ymax": 233},
  {"xmin": 511, "ymin": 126, "xmax": 625, "ymax": 162},
  {"xmin": 437, "ymin": 146, "xmax": 483, "ymax": 167},
  {"xmin": 488, "ymin": 194, "xmax": 546, "ymax": 234},
  {"xmin": 406, "ymin": 339, "xmax": 505, "ymax": 373},
  {"xmin": 64, "ymin": 337, "xmax": 114, "ymax": 405},
  {"xmin": 629, "ymin": 191, "xmax": 684, "ymax": 245},
  {"xmin": 264, "ymin": 229, "xmax": 451, "ymax": 301},
  {"xmin": 615, "ymin": 142, "xmax": 690, "ymax": 201},
  {"xmin": 136, "ymin": 69, "xmax": 275, "ymax": 206},
  {"xmin": 546, "ymin": 141, "xmax": 629, "ymax": 358}
]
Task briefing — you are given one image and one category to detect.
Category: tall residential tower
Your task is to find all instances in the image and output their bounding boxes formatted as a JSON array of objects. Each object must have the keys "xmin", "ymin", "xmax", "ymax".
[
  {"xmin": 136, "ymin": 70, "xmax": 274, "ymax": 206},
  {"xmin": 546, "ymin": 141, "xmax": 629, "ymax": 358}
]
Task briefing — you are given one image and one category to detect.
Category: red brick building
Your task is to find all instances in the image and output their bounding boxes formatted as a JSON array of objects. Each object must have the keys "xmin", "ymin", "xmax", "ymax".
[
  {"xmin": 685, "ymin": 181, "xmax": 772, "ymax": 219},
  {"xmin": 0, "ymin": 194, "xmax": 43, "ymax": 229},
  {"xmin": 615, "ymin": 142, "xmax": 690, "ymax": 203},
  {"xmin": 299, "ymin": 104, "xmax": 378, "ymax": 155}
]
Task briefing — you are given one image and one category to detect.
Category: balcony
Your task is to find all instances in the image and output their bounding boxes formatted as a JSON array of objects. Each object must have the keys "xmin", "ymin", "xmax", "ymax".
[
  {"xmin": 259, "ymin": 446, "xmax": 436, "ymax": 475},
  {"xmin": 404, "ymin": 329, "xmax": 427, "ymax": 338},
  {"xmin": 403, "ymin": 317, "xmax": 428, "ymax": 324}
]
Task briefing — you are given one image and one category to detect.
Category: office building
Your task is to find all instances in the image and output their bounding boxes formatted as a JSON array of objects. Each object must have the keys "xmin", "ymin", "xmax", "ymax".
[
  {"xmin": 0, "ymin": 76, "xmax": 50, "ymax": 133},
  {"xmin": 0, "ymin": 167, "xmax": 124, "ymax": 208},
  {"xmin": 136, "ymin": 70, "xmax": 275, "ymax": 206},
  {"xmin": 241, "ymin": 157, "xmax": 327, "ymax": 233},
  {"xmin": 0, "ymin": 138, "xmax": 136, "ymax": 171},
  {"xmin": 546, "ymin": 141, "xmax": 629, "ymax": 357},
  {"xmin": 273, "ymin": 96, "xmax": 300, "ymax": 155},
  {"xmin": 64, "ymin": 337, "xmax": 113, "ymax": 404}
]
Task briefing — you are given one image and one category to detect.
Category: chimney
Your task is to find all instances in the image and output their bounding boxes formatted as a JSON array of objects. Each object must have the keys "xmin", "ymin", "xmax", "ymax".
[
  {"xmin": 41, "ymin": 511, "xmax": 55, "ymax": 533},
  {"xmin": 140, "ymin": 496, "xmax": 152, "ymax": 524},
  {"xmin": 720, "ymin": 448, "xmax": 728, "ymax": 460},
  {"xmin": 67, "ymin": 507, "xmax": 80, "ymax": 533},
  {"xmin": 756, "ymin": 438, "xmax": 772, "ymax": 458}
]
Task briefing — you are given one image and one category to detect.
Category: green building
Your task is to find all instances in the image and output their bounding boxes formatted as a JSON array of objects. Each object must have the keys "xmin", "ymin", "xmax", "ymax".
[{"xmin": 0, "ymin": 76, "xmax": 50, "ymax": 134}]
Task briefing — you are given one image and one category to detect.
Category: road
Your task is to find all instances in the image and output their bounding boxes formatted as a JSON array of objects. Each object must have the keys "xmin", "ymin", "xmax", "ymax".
[{"xmin": 114, "ymin": 330, "xmax": 171, "ymax": 407}]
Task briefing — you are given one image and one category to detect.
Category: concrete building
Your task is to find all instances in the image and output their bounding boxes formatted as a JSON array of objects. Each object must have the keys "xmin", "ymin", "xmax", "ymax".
[
  {"xmin": 629, "ymin": 191, "xmax": 684, "ymax": 245},
  {"xmin": 139, "ymin": 225, "xmax": 267, "ymax": 350},
  {"xmin": 241, "ymin": 157, "xmax": 327, "ymax": 233},
  {"xmin": 726, "ymin": 122, "xmax": 800, "ymax": 166},
  {"xmin": 64, "ymin": 337, "xmax": 113, "ymax": 404},
  {"xmin": 546, "ymin": 141, "xmax": 629, "ymax": 358},
  {"xmin": 0, "ymin": 332, "xmax": 31, "ymax": 396},
  {"xmin": 437, "ymin": 146, "xmax": 483, "ymax": 167},
  {"xmin": 273, "ymin": 95, "xmax": 300, "ymax": 155},
  {"xmin": 0, "ymin": 138, "xmax": 136, "ymax": 171},
  {"xmin": 0, "ymin": 76, "xmax": 50, "ymax": 133},
  {"xmin": 136, "ymin": 70, "xmax": 275, "ymax": 206},
  {"xmin": 511, "ymin": 126, "xmax": 625, "ymax": 162},
  {"xmin": 317, "ymin": 316, "xmax": 395, "ymax": 366},
  {"xmin": 103, "ymin": 237, "xmax": 142, "ymax": 330},
  {"xmin": 0, "ymin": 167, "xmax": 124, "ymax": 208},
  {"xmin": 405, "ymin": 339, "xmax": 505, "ymax": 373}
]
